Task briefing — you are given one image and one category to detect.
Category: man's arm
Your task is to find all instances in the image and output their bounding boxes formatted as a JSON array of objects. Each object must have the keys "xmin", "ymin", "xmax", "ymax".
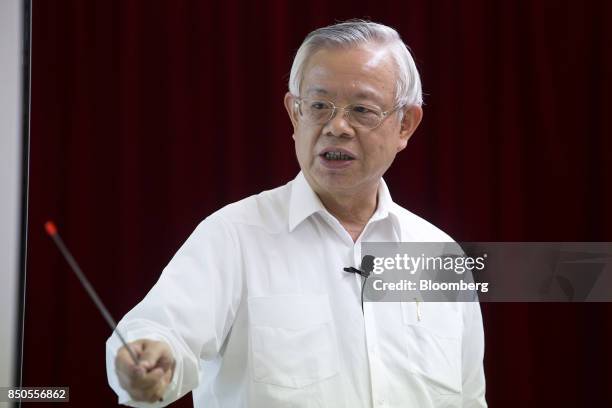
[
  {"xmin": 461, "ymin": 301, "xmax": 487, "ymax": 407},
  {"xmin": 106, "ymin": 215, "xmax": 243, "ymax": 407}
]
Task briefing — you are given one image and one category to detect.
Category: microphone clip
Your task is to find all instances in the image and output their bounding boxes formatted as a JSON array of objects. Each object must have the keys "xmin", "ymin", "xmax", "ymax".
[{"xmin": 343, "ymin": 266, "xmax": 370, "ymax": 279}]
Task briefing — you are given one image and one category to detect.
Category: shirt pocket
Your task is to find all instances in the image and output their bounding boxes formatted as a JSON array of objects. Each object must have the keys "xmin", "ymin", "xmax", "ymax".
[
  {"xmin": 248, "ymin": 294, "xmax": 340, "ymax": 389},
  {"xmin": 401, "ymin": 301, "xmax": 463, "ymax": 395}
]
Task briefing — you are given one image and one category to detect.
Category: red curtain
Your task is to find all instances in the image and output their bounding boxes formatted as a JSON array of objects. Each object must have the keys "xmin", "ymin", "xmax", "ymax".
[{"xmin": 25, "ymin": 0, "xmax": 612, "ymax": 406}]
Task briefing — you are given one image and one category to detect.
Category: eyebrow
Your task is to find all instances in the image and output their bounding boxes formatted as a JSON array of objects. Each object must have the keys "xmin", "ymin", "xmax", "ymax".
[
  {"xmin": 304, "ymin": 87, "xmax": 330, "ymax": 96},
  {"xmin": 303, "ymin": 87, "xmax": 385, "ymax": 106}
]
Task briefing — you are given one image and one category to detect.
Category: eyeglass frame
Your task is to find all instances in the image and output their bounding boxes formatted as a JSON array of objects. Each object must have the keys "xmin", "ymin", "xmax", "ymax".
[{"xmin": 292, "ymin": 95, "xmax": 404, "ymax": 130}]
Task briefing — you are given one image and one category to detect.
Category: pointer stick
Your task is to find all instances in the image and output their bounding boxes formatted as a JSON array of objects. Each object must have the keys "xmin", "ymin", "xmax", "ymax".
[{"xmin": 44, "ymin": 221, "xmax": 140, "ymax": 366}]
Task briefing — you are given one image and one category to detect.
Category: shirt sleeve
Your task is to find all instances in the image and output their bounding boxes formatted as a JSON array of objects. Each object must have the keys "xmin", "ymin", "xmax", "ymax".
[
  {"xmin": 105, "ymin": 215, "xmax": 243, "ymax": 407},
  {"xmin": 461, "ymin": 301, "xmax": 487, "ymax": 407}
]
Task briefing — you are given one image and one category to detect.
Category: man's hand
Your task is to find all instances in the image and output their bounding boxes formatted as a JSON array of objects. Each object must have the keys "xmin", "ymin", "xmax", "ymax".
[{"xmin": 115, "ymin": 339, "xmax": 176, "ymax": 403}]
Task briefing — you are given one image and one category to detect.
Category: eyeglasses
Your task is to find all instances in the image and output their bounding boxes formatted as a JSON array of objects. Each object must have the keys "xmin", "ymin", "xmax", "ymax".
[{"xmin": 294, "ymin": 96, "xmax": 401, "ymax": 130}]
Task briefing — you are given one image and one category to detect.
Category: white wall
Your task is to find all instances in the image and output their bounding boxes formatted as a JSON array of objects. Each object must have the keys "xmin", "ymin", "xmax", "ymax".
[{"xmin": 0, "ymin": 0, "xmax": 23, "ymax": 394}]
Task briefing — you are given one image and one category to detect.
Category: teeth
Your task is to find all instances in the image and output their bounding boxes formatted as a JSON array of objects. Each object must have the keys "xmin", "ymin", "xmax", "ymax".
[{"xmin": 324, "ymin": 151, "xmax": 352, "ymax": 160}]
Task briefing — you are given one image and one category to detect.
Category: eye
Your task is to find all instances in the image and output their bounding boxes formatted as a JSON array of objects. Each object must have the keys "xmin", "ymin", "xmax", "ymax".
[
  {"xmin": 352, "ymin": 105, "xmax": 377, "ymax": 115},
  {"xmin": 310, "ymin": 101, "xmax": 330, "ymax": 110}
]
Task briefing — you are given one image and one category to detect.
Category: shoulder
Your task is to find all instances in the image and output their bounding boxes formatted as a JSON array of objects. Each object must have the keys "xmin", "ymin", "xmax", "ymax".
[
  {"xmin": 391, "ymin": 202, "xmax": 455, "ymax": 243},
  {"xmin": 202, "ymin": 179, "xmax": 293, "ymax": 233}
]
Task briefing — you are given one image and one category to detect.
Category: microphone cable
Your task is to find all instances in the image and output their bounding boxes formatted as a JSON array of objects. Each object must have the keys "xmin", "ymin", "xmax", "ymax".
[{"xmin": 343, "ymin": 266, "xmax": 369, "ymax": 312}]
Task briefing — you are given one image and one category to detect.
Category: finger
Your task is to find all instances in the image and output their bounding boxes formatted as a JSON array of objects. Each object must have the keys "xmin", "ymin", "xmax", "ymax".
[
  {"xmin": 116, "ymin": 354, "xmax": 136, "ymax": 380},
  {"xmin": 126, "ymin": 340, "xmax": 146, "ymax": 362},
  {"xmin": 115, "ymin": 341, "xmax": 145, "ymax": 372},
  {"xmin": 119, "ymin": 363, "xmax": 163, "ymax": 393},
  {"xmin": 139, "ymin": 341, "xmax": 170, "ymax": 370},
  {"xmin": 155, "ymin": 353, "xmax": 176, "ymax": 373},
  {"xmin": 132, "ymin": 369, "xmax": 167, "ymax": 403},
  {"xmin": 130, "ymin": 340, "xmax": 146, "ymax": 354},
  {"xmin": 116, "ymin": 367, "xmax": 149, "ymax": 401},
  {"xmin": 148, "ymin": 371, "xmax": 171, "ymax": 402},
  {"xmin": 143, "ymin": 365, "xmax": 173, "ymax": 401},
  {"xmin": 116, "ymin": 360, "xmax": 145, "ymax": 380},
  {"xmin": 161, "ymin": 366, "xmax": 173, "ymax": 385},
  {"xmin": 131, "ymin": 366, "xmax": 165, "ymax": 390}
]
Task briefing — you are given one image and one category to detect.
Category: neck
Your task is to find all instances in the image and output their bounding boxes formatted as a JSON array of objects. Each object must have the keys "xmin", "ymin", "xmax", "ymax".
[{"xmin": 316, "ymin": 183, "xmax": 379, "ymax": 242}]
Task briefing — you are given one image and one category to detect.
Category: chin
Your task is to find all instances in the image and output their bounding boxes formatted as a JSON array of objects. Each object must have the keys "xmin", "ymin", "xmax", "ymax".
[{"xmin": 314, "ymin": 172, "xmax": 358, "ymax": 190}]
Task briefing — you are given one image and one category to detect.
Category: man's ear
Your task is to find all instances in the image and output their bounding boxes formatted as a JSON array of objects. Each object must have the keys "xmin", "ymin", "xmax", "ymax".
[
  {"xmin": 397, "ymin": 105, "xmax": 423, "ymax": 152},
  {"xmin": 284, "ymin": 92, "xmax": 299, "ymax": 133}
]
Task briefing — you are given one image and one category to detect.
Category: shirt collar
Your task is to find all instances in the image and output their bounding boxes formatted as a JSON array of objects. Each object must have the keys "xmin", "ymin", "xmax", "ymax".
[{"xmin": 288, "ymin": 171, "xmax": 402, "ymax": 237}]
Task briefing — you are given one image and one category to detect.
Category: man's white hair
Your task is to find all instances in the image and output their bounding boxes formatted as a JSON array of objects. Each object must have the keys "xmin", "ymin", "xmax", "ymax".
[{"xmin": 288, "ymin": 19, "xmax": 423, "ymax": 108}]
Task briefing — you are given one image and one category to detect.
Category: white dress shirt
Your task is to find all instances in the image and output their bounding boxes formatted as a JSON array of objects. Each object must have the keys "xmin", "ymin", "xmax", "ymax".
[{"xmin": 106, "ymin": 172, "xmax": 486, "ymax": 408}]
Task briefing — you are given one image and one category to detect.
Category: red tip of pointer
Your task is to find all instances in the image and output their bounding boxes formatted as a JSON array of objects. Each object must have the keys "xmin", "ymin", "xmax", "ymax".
[{"xmin": 45, "ymin": 221, "xmax": 58, "ymax": 236}]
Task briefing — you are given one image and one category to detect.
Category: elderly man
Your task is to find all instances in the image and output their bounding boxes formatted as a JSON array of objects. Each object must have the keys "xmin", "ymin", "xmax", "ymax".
[{"xmin": 107, "ymin": 20, "xmax": 486, "ymax": 407}]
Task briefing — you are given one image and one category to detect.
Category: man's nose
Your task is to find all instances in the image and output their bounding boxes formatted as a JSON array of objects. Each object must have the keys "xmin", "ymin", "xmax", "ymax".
[{"xmin": 324, "ymin": 108, "xmax": 355, "ymax": 138}]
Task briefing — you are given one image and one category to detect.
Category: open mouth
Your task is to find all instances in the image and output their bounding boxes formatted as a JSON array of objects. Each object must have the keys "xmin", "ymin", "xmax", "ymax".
[{"xmin": 320, "ymin": 151, "xmax": 355, "ymax": 161}]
